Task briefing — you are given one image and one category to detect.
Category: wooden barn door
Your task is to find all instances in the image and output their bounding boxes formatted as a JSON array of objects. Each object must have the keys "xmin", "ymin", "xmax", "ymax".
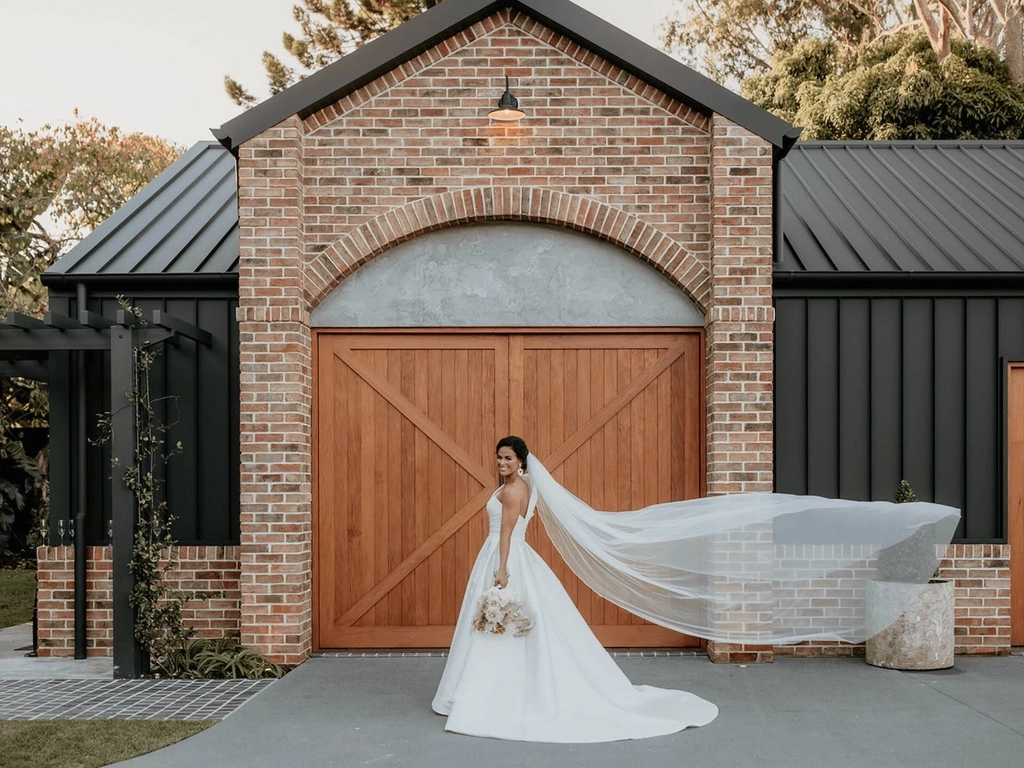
[
  {"xmin": 316, "ymin": 334, "xmax": 509, "ymax": 648},
  {"xmin": 315, "ymin": 331, "xmax": 703, "ymax": 649},
  {"xmin": 516, "ymin": 333, "xmax": 703, "ymax": 647},
  {"xmin": 1009, "ymin": 365, "xmax": 1024, "ymax": 647}
]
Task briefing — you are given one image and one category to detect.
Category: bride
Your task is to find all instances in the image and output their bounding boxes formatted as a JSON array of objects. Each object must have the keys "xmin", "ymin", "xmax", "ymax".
[
  {"xmin": 431, "ymin": 436, "xmax": 960, "ymax": 743},
  {"xmin": 431, "ymin": 435, "xmax": 718, "ymax": 742}
]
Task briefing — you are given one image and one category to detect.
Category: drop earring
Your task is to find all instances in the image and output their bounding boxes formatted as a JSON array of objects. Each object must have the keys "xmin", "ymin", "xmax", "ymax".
[{"xmin": 517, "ymin": 467, "xmax": 524, "ymax": 476}]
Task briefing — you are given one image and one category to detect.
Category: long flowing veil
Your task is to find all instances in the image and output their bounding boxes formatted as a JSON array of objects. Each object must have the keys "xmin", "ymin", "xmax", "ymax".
[{"xmin": 525, "ymin": 454, "xmax": 961, "ymax": 644}]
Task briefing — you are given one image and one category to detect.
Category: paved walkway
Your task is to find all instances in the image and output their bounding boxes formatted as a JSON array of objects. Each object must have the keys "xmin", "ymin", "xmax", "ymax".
[
  {"xmin": 0, "ymin": 623, "xmax": 270, "ymax": 721},
  {"xmin": 4, "ymin": 622, "xmax": 1023, "ymax": 766},
  {"xmin": 0, "ymin": 678, "xmax": 274, "ymax": 720},
  {"xmin": 110, "ymin": 654, "xmax": 1024, "ymax": 768},
  {"xmin": 0, "ymin": 622, "xmax": 112, "ymax": 679}
]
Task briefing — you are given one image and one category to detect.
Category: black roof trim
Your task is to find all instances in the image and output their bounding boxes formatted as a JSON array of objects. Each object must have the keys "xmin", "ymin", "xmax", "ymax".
[
  {"xmin": 42, "ymin": 272, "xmax": 239, "ymax": 292},
  {"xmin": 216, "ymin": 0, "xmax": 798, "ymax": 153},
  {"xmin": 774, "ymin": 271, "xmax": 1024, "ymax": 291}
]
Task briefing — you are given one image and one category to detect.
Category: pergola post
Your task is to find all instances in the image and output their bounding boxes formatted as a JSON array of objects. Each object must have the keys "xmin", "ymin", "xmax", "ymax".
[{"xmin": 110, "ymin": 323, "xmax": 145, "ymax": 679}]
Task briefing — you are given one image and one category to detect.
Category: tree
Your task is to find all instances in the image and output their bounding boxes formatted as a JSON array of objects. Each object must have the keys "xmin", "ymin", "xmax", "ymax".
[
  {"xmin": 913, "ymin": 1, "xmax": 1024, "ymax": 83},
  {"xmin": 225, "ymin": 0, "xmax": 441, "ymax": 107},
  {"xmin": 0, "ymin": 117, "xmax": 180, "ymax": 558},
  {"xmin": 660, "ymin": 1, "xmax": 912, "ymax": 84},
  {"xmin": 1, "ymin": 117, "xmax": 181, "ymax": 318},
  {"xmin": 741, "ymin": 32, "xmax": 1024, "ymax": 138},
  {"xmin": 660, "ymin": 1, "xmax": 1024, "ymax": 84}
]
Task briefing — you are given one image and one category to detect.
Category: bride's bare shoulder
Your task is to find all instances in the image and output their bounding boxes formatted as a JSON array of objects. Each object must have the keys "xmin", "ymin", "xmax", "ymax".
[{"xmin": 500, "ymin": 480, "xmax": 528, "ymax": 503}]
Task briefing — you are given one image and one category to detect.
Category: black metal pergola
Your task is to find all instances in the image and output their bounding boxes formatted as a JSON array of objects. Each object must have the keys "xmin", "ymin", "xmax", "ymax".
[{"xmin": 0, "ymin": 305, "xmax": 211, "ymax": 678}]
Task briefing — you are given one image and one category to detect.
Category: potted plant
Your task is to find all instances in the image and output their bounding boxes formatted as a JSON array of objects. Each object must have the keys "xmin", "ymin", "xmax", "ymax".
[{"xmin": 865, "ymin": 481, "xmax": 955, "ymax": 670}]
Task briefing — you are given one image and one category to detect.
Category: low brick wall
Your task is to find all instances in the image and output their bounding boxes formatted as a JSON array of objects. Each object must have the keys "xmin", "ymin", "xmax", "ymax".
[
  {"xmin": 35, "ymin": 545, "xmax": 241, "ymax": 658},
  {"xmin": 34, "ymin": 543, "xmax": 1008, "ymax": 659},
  {"xmin": 774, "ymin": 543, "xmax": 1011, "ymax": 658}
]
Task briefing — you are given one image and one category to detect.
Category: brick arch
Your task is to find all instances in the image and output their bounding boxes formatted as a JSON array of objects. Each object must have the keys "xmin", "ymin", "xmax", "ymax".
[{"xmin": 304, "ymin": 188, "xmax": 711, "ymax": 314}]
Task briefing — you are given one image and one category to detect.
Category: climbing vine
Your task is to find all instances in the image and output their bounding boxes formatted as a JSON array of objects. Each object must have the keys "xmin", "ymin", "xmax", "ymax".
[{"xmin": 96, "ymin": 300, "xmax": 281, "ymax": 678}]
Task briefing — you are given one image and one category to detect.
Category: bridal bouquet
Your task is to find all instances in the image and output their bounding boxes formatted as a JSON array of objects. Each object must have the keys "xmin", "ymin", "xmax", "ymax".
[{"xmin": 472, "ymin": 585, "xmax": 534, "ymax": 637}]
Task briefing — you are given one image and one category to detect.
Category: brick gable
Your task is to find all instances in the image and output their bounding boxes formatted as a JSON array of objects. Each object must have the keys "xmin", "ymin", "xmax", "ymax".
[{"xmin": 232, "ymin": 11, "xmax": 775, "ymax": 663}]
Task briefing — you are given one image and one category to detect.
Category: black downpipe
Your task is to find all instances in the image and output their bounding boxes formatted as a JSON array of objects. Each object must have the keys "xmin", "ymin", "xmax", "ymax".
[{"xmin": 74, "ymin": 283, "xmax": 87, "ymax": 659}]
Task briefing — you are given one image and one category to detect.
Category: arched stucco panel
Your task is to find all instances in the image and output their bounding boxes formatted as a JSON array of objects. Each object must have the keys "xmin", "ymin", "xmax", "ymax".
[
  {"xmin": 310, "ymin": 222, "xmax": 704, "ymax": 327},
  {"xmin": 304, "ymin": 188, "xmax": 711, "ymax": 314}
]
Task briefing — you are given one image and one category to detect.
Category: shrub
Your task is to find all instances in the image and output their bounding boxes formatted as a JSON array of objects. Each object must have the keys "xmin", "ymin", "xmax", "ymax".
[{"xmin": 161, "ymin": 635, "xmax": 284, "ymax": 680}]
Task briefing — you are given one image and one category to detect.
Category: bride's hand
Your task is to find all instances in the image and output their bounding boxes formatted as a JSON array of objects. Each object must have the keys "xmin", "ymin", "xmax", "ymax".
[{"xmin": 494, "ymin": 569, "xmax": 508, "ymax": 589}]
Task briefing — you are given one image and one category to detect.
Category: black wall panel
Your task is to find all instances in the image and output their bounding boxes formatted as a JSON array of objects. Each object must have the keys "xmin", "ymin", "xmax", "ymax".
[
  {"xmin": 776, "ymin": 293, "xmax": 1024, "ymax": 543},
  {"xmin": 806, "ymin": 300, "xmax": 839, "ymax": 496},
  {"xmin": 46, "ymin": 289, "xmax": 239, "ymax": 546}
]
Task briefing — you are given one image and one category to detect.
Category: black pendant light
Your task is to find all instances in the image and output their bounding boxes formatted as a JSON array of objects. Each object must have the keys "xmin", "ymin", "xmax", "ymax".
[{"xmin": 488, "ymin": 75, "xmax": 526, "ymax": 122}]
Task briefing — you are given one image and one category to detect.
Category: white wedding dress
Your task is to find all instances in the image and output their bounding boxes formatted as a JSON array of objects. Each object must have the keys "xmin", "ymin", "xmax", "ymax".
[{"xmin": 431, "ymin": 485, "xmax": 719, "ymax": 742}]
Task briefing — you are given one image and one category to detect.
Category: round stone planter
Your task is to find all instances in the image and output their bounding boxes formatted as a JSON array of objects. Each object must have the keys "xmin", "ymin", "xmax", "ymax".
[{"xmin": 865, "ymin": 579, "xmax": 954, "ymax": 670}]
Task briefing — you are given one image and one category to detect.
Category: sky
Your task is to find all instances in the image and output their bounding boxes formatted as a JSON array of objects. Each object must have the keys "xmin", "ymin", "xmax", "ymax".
[{"xmin": 0, "ymin": 0, "xmax": 682, "ymax": 147}]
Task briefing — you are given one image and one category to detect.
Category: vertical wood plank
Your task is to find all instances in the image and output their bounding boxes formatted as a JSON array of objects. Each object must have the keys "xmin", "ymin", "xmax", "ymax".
[
  {"xmin": 577, "ymin": 347, "xmax": 592, "ymax": 623},
  {"xmin": 1009, "ymin": 365, "xmax": 1024, "ymax": 646},
  {"xmin": 359, "ymin": 352, "xmax": 376, "ymax": 626},
  {"xmin": 509, "ymin": 335, "xmax": 525, "ymax": 435},
  {"xmin": 387, "ymin": 349, "xmax": 402, "ymax": 626},
  {"xmin": 400, "ymin": 349, "xmax": 416, "ymax": 624}
]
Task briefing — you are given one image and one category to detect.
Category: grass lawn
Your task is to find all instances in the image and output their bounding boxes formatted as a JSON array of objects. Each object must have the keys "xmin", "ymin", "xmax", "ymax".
[
  {"xmin": 0, "ymin": 568, "xmax": 36, "ymax": 629},
  {"xmin": 0, "ymin": 720, "xmax": 215, "ymax": 768}
]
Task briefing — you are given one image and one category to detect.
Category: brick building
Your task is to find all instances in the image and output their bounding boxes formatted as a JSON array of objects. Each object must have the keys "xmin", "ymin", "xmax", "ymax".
[{"xmin": 29, "ymin": 0, "xmax": 1020, "ymax": 669}]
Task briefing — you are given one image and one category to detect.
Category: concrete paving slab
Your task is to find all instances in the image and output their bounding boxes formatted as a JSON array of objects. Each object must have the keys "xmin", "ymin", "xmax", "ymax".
[
  {"xmin": 0, "ymin": 622, "xmax": 112, "ymax": 679},
  {"xmin": 112, "ymin": 655, "xmax": 1024, "ymax": 768},
  {"xmin": 0, "ymin": 622, "xmax": 33, "ymax": 659}
]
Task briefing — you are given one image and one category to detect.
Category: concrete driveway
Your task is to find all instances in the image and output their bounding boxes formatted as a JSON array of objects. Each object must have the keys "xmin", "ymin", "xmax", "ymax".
[{"xmin": 113, "ymin": 654, "xmax": 1024, "ymax": 768}]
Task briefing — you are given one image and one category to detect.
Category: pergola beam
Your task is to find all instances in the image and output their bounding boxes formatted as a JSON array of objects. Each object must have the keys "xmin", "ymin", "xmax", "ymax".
[
  {"xmin": 44, "ymin": 311, "xmax": 84, "ymax": 329},
  {"xmin": 115, "ymin": 309, "xmax": 213, "ymax": 346},
  {"xmin": 79, "ymin": 310, "xmax": 115, "ymax": 329},
  {"xmin": 4, "ymin": 312, "xmax": 47, "ymax": 329},
  {"xmin": 150, "ymin": 310, "xmax": 213, "ymax": 346},
  {"xmin": 0, "ymin": 329, "xmax": 111, "ymax": 351},
  {"xmin": 0, "ymin": 328, "xmax": 175, "ymax": 352}
]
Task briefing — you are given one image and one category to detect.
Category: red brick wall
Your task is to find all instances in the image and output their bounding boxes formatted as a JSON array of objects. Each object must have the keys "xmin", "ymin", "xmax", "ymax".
[
  {"xmin": 773, "ymin": 544, "xmax": 1012, "ymax": 658},
  {"xmin": 945, "ymin": 543, "xmax": 1011, "ymax": 654},
  {"xmin": 35, "ymin": 546, "xmax": 241, "ymax": 658}
]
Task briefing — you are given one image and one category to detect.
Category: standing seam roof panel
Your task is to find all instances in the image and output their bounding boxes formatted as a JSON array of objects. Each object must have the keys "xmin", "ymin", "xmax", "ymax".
[
  {"xmin": 777, "ymin": 142, "xmax": 1024, "ymax": 273},
  {"xmin": 45, "ymin": 142, "xmax": 238, "ymax": 278}
]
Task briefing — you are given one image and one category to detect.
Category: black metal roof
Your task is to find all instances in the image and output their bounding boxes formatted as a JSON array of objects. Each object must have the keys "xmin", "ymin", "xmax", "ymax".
[
  {"xmin": 42, "ymin": 141, "xmax": 238, "ymax": 287},
  {"xmin": 214, "ymin": 0, "xmax": 800, "ymax": 153},
  {"xmin": 777, "ymin": 141, "xmax": 1024, "ymax": 275},
  {"xmin": 42, "ymin": 140, "xmax": 1024, "ymax": 283}
]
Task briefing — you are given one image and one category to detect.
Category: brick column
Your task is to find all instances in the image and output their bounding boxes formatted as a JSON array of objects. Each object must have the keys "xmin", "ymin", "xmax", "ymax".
[
  {"xmin": 237, "ymin": 115, "xmax": 313, "ymax": 665},
  {"xmin": 704, "ymin": 116, "xmax": 775, "ymax": 662}
]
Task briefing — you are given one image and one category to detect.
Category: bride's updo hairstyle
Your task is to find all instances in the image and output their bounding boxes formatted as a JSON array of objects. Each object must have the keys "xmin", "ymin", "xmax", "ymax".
[{"xmin": 496, "ymin": 435, "xmax": 529, "ymax": 471}]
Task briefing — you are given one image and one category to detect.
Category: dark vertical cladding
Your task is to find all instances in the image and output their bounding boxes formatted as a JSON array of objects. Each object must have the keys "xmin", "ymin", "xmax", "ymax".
[
  {"xmin": 773, "ymin": 301, "xmax": 807, "ymax": 491},
  {"xmin": 902, "ymin": 299, "xmax": 934, "ymax": 501},
  {"xmin": 965, "ymin": 299, "xmax": 999, "ymax": 540},
  {"xmin": 869, "ymin": 299, "xmax": 902, "ymax": 503},
  {"xmin": 806, "ymin": 300, "xmax": 840, "ymax": 496},
  {"xmin": 776, "ymin": 292, "xmax": 1024, "ymax": 543},
  {"xmin": 838, "ymin": 299, "xmax": 871, "ymax": 500},
  {"xmin": 934, "ymin": 298, "xmax": 966, "ymax": 538},
  {"xmin": 50, "ymin": 288, "xmax": 240, "ymax": 547}
]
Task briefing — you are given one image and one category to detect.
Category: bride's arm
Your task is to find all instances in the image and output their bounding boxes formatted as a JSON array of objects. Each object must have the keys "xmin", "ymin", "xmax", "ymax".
[{"xmin": 495, "ymin": 484, "xmax": 527, "ymax": 588}]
